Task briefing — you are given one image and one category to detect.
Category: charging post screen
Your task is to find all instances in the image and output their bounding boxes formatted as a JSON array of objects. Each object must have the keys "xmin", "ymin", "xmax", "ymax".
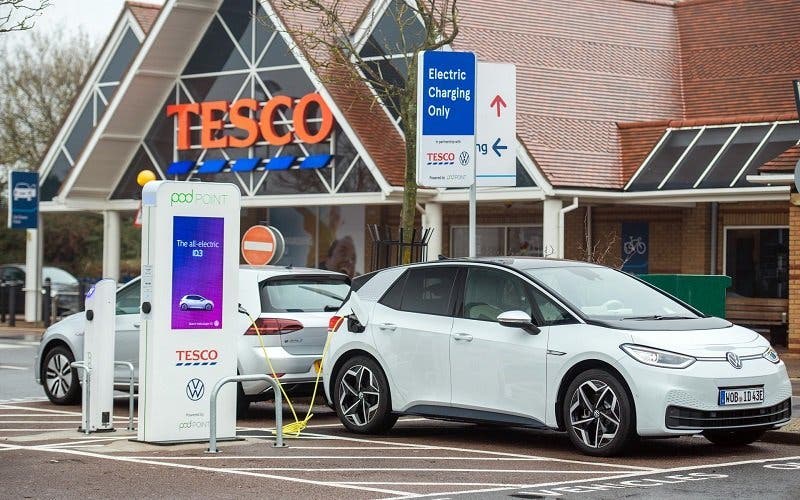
[{"xmin": 171, "ymin": 216, "xmax": 224, "ymax": 330}]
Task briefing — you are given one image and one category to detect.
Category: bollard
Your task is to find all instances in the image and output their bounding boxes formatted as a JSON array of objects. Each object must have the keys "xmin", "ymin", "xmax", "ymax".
[
  {"xmin": 8, "ymin": 281, "xmax": 17, "ymax": 327},
  {"xmin": 42, "ymin": 278, "xmax": 52, "ymax": 328},
  {"xmin": 70, "ymin": 361, "xmax": 91, "ymax": 435},
  {"xmin": 0, "ymin": 280, "xmax": 6, "ymax": 324},
  {"xmin": 79, "ymin": 282, "xmax": 87, "ymax": 312}
]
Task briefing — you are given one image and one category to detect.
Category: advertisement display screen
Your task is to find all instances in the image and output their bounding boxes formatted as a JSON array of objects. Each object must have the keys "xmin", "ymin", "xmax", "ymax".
[{"xmin": 171, "ymin": 216, "xmax": 224, "ymax": 330}]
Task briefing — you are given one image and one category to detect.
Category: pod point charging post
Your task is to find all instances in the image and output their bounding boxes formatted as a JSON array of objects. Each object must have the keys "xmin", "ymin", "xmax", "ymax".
[
  {"xmin": 81, "ymin": 278, "xmax": 117, "ymax": 433},
  {"xmin": 137, "ymin": 181, "xmax": 240, "ymax": 443}
]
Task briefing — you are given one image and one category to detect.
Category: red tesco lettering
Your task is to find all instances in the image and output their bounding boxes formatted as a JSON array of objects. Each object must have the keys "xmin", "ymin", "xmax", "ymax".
[
  {"xmin": 176, "ymin": 349, "xmax": 219, "ymax": 361},
  {"xmin": 426, "ymin": 152, "xmax": 455, "ymax": 162}
]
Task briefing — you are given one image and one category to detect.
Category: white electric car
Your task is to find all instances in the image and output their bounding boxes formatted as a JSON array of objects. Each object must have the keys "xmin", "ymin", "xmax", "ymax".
[
  {"xmin": 322, "ymin": 258, "xmax": 792, "ymax": 456},
  {"xmin": 179, "ymin": 294, "xmax": 214, "ymax": 311},
  {"xmin": 35, "ymin": 266, "xmax": 350, "ymax": 415}
]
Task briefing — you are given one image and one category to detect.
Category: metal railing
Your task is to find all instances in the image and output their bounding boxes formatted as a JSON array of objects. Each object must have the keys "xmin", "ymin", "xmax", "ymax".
[
  {"xmin": 207, "ymin": 374, "xmax": 286, "ymax": 453},
  {"xmin": 114, "ymin": 361, "xmax": 136, "ymax": 431},
  {"xmin": 70, "ymin": 361, "xmax": 91, "ymax": 435}
]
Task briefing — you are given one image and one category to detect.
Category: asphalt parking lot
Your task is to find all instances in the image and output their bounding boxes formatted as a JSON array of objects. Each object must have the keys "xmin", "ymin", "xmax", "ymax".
[{"xmin": 2, "ymin": 396, "xmax": 799, "ymax": 499}]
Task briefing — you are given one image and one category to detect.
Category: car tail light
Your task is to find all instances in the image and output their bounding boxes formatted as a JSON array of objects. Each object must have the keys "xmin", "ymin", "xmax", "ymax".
[
  {"xmin": 329, "ymin": 315, "xmax": 345, "ymax": 333},
  {"xmin": 244, "ymin": 318, "xmax": 303, "ymax": 336}
]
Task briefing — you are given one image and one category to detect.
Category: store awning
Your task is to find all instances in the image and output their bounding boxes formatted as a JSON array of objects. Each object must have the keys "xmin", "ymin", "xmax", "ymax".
[{"xmin": 625, "ymin": 121, "xmax": 800, "ymax": 191}]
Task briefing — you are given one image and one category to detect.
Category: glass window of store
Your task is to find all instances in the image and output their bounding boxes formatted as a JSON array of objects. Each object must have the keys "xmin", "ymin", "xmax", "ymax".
[
  {"xmin": 724, "ymin": 227, "xmax": 789, "ymax": 299},
  {"xmin": 451, "ymin": 225, "xmax": 543, "ymax": 258}
]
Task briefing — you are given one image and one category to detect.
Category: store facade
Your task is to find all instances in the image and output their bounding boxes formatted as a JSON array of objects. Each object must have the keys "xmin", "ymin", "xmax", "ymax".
[{"xmin": 30, "ymin": 0, "xmax": 800, "ymax": 351}]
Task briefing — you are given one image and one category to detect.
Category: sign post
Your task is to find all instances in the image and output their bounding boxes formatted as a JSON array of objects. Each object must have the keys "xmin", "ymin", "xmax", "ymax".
[
  {"xmin": 415, "ymin": 51, "xmax": 477, "ymax": 188},
  {"xmin": 137, "ymin": 181, "xmax": 240, "ymax": 444},
  {"xmin": 476, "ymin": 62, "xmax": 517, "ymax": 187},
  {"xmin": 7, "ymin": 171, "xmax": 38, "ymax": 229}
]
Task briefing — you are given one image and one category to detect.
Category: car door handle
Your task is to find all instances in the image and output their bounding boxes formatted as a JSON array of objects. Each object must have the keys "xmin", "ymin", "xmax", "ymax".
[
  {"xmin": 452, "ymin": 332, "xmax": 473, "ymax": 342},
  {"xmin": 377, "ymin": 323, "xmax": 397, "ymax": 332},
  {"xmin": 133, "ymin": 323, "xmax": 141, "ymax": 328}
]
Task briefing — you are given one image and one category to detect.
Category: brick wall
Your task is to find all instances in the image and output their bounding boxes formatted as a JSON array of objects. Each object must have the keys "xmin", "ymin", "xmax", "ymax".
[{"xmin": 789, "ymin": 202, "xmax": 800, "ymax": 352}]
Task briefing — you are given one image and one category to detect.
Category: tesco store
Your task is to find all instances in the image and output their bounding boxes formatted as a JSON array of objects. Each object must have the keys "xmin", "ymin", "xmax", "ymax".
[{"xmin": 31, "ymin": 0, "xmax": 800, "ymax": 351}]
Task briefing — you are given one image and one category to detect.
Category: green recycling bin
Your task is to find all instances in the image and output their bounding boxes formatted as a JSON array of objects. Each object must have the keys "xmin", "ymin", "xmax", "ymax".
[{"xmin": 637, "ymin": 274, "xmax": 732, "ymax": 319}]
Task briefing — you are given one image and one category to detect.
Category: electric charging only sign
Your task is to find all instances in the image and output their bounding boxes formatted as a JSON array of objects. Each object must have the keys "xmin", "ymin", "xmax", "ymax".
[{"xmin": 416, "ymin": 51, "xmax": 476, "ymax": 188}]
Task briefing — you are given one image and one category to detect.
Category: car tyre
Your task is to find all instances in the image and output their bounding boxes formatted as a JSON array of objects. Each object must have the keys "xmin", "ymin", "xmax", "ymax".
[
  {"xmin": 333, "ymin": 356, "xmax": 397, "ymax": 434},
  {"xmin": 205, "ymin": 304, "xmax": 212, "ymax": 311},
  {"xmin": 703, "ymin": 428, "xmax": 766, "ymax": 446},
  {"xmin": 236, "ymin": 382, "xmax": 250, "ymax": 418},
  {"xmin": 42, "ymin": 345, "xmax": 80, "ymax": 405},
  {"xmin": 563, "ymin": 369, "xmax": 635, "ymax": 457},
  {"xmin": 180, "ymin": 303, "xmax": 188, "ymax": 311}
]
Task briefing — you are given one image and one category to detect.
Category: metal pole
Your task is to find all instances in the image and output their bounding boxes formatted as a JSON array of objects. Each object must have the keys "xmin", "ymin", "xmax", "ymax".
[
  {"xmin": 8, "ymin": 282, "xmax": 17, "ymax": 327},
  {"xmin": 114, "ymin": 361, "xmax": 136, "ymax": 431},
  {"xmin": 42, "ymin": 278, "xmax": 52, "ymax": 328},
  {"xmin": 468, "ymin": 181, "xmax": 477, "ymax": 258},
  {"xmin": 71, "ymin": 361, "xmax": 91, "ymax": 435},
  {"xmin": 207, "ymin": 374, "xmax": 285, "ymax": 453},
  {"xmin": 0, "ymin": 281, "xmax": 6, "ymax": 324}
]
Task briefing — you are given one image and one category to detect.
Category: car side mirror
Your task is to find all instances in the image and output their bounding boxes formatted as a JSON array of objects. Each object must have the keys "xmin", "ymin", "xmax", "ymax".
[{"xmin": 497, "ymin": 310, "xmax": 540, "ymax": 335}]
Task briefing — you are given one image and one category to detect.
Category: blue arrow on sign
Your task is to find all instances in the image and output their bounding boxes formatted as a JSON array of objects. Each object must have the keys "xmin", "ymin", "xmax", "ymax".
[{"xmin": 492, "ymin": 138, "xmax": 508, "ymax": 157}]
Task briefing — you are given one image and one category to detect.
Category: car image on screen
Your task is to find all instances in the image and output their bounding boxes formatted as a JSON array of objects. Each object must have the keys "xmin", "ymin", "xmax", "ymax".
[{"xmin": 179, "ymin": 294, "xmax": 214, "ymax": 311}]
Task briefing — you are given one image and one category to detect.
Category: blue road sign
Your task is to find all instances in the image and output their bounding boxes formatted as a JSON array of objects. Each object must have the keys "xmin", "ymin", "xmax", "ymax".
[
  {"xmin": 8, "ymin": 171, "xmax": 39, "ymax": 229},
  {"xmin": 416, "ymin": 51, "xmax": 476, "ymax": 188}
]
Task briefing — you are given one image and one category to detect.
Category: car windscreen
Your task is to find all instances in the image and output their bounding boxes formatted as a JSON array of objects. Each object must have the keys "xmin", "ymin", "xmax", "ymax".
[
  {"xmin": 260, "ymin": 276, "xmax": 351, "ymax": 313},
  {"xmin": 522, "ymin": 266, "xmax": 700, "ymax": 321},
  {"xmin": 43, "ymin": 267, "xmax": 78, "ymax": 285}
]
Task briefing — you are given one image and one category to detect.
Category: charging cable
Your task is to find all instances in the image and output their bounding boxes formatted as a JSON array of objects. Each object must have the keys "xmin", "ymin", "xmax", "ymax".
[{"xmin": 239, "ymin": 304, "xmax": 332, "ymax": 437}]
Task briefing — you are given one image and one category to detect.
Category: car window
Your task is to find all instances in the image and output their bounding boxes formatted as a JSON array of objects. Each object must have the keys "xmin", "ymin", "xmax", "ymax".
[
  {"xmin": 116, "ymin": 280, "xmax": 141, "ymax": 315},
  {"xmin": 2, "ymin": 267, "xmax": 24, "ymax": 282},
  {"xmin": 379, "ymin": 271, "xmax": 408, "ymax": 310},
  {"xmin": 260, "ymin": 276, "xmax": 350, "ymax": 313},
  {"xmin": 528, "ymin": 285, "xmax": 577, "ymax": 326},
  {"xmin": 463, "ymin": 267, "xmax": 531, "ymax": 322},
  {"xmin": 399, "ymin": 267, "xmax": 458, "ymax": 316},
  {"xmin": 43, "ymin": 267, "xmax": 78, "ymax": 285}
]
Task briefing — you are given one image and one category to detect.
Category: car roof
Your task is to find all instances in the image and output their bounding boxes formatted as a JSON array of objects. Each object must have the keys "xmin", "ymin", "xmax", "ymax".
[
  {"xmin": 239, "ymin": 265, "xmax": 348, "ymax": 278},
  {"xmin": 383, "ymin": 257, "xmax": 605, "ymax": 272}
]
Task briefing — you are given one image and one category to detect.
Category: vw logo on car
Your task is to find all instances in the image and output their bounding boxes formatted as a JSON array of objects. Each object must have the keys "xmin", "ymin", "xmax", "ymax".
[{"xmin": 185, "ymin": 378, "xmax": 205, "ymax": 401}]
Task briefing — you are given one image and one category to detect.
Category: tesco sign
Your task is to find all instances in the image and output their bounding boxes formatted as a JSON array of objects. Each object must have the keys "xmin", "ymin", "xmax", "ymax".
[{"xmin": 166, "ymin": 93, "xmax": 334, "ymax": 150}]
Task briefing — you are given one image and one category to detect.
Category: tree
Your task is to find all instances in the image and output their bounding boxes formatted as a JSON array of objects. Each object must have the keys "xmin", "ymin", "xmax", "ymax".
[
  {"xmin": 0, "ymin": 29, "xmax": 97, "ymax": 276},
  {"xmin": 279, "ymin": 0, "xmax": 459, "ymax": 262},
  {"xmin": 0, "ymin": 0, "xmax": 49, "ymax": 32}
]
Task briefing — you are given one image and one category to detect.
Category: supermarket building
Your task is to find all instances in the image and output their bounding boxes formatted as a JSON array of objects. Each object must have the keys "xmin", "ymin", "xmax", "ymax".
[{"xmin": 31, "ymin": 0, "xmax": 800, "ymax": 351}]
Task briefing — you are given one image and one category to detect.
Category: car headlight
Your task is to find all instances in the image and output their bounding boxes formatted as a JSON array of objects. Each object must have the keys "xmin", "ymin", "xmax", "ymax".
[
  {"xmin": 762, "ymin": 347, "xmax": 780, "ymax": 364},
  {"xmin": 620, "ymin": 344, "xmax": 696, "ymax": 369}
]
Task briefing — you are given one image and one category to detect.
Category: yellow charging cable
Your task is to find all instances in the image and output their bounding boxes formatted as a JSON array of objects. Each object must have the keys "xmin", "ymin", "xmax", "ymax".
[{"xmin": 243, "ymin": 310, "xmax": 332, "ymax": 437}]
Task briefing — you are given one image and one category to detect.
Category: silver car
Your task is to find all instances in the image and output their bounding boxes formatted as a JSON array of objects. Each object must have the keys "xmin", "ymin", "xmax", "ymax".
[{"xmin": 34, "ymin": 265, "xmax": 350, "ymax": 415}]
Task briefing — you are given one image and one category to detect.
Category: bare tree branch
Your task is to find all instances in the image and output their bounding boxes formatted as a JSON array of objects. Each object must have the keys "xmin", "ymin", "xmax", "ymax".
[{"xmin": 0, "ymin": 0, "xmax": 50, "ymax": 32}]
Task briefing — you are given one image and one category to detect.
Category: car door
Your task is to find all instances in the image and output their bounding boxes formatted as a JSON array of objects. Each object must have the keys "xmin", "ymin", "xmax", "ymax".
[
  {"xmin": 450, "ymin": 266, "xmax": 549, "ymax": 423},
  {"xmin": 114, "ymin": 279, "xmax": 141, "ymax": 380},
  {"xmin": 369, "ymin": 266, "xmax": 458, "ymax": 411}
]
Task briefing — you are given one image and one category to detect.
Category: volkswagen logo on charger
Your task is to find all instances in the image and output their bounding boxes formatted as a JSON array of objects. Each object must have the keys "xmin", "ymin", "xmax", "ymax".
[
  {"xmin": 185, "ymin": 378, "xmax": 205, "ymax": 400},
  {"xmin": 726, "ymin": 352, "xmax": 742, "ymax": 369}
]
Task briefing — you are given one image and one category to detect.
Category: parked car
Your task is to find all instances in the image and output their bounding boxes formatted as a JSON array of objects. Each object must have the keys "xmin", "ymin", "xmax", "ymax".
[
  {"xmin": 323, "ymin": 257, "xmax": 792, "ymax": 456},
  {"xmin": 0, "ymin": 264, "xmax": 81, "ymax": 317},
  {"xmin": 34, "ymin": 265, "xmax": 350, "ymax": 416},
  {"xmin": 179, "ymin": 294, "xmax": 214, "ymax": 311}
]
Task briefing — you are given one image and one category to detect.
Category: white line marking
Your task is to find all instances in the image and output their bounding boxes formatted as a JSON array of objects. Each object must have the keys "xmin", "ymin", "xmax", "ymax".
[
  {"xmin": 0, "ymin": 365, "xmax": 28, "ymax": 370},
  {"xmin": 0, "ymin": 420, "xmax": 83, "ymax": 424},
  {"xmin": 0, "ymin": 428, "xmax": 77, "ymax": 432},
  {"xmin": 298, "ymin": 431, "xmax": 659, "ymax": 472},
  {"xmin": 0, "ymin": 404, "xmax": 82, "ymax": 415},
  {"xmin": 7, "ymin": 445, "xmax": 414, "ymax": 496},
  {"xmin": 228, "ymin": 468, "xmax": 625, "ymax": 474},
  {"xmin": 113, "ymin": 456, "xmax": 565, "ymax": 462},
  {"xmin": 383, "ymin": 454, "xmax": 800, "ymax": 499},
  {"xmin": 340, "ymin": 482, "xmax": 525, "ymax": 487},
  {"xmin": 0, "ymin": 343, "xmax": 28, "ymax": 349},
  {"xmin": 39, "ymin": 436, "xmax": 133, "ymax": 448}
]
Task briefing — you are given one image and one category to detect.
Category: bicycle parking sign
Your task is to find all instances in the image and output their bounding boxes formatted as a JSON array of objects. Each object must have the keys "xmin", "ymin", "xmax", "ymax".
[{"xmin": 621, "ymin": 221, "xmax": 649, "ymax": 274}]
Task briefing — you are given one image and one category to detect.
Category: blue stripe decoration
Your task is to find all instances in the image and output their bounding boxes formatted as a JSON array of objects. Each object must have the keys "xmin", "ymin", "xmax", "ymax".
[
  {"xmin": 266, "ymin": 155, "xmax": 295, "ymax": 170},
  {"xmin": 300, "ymin": 154, "xmax": 333, "ymax": 169},
  {"xmin": 196, "ymin": 158, "xmax": 227, "ymax": 174},
  {"xmin": 175, "ymin": 362, "xmax": 217, "ymax": 367},
  {"xmin": 166, "ymin": 160, "xmax": 195, "ymax": 175},
  {"xmin": 231, "ymin": 157, "xmax": 261, "ymax": 172}
]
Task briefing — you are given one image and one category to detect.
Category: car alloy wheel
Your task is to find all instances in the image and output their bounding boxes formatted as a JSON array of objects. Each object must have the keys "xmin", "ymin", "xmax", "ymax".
[
  {"xmin": 42, "ymin": 345, "xmax": 80, "ymax": 404},
  {"xmin": 568, "ymin": 379, "xmax": 621, "ymax": 449},
  {"xmin": 338, "ymin": 364, "xmax": 381, "ymax": 426},
  {"xmin": 46, "ymin": 352, "xmax": 73, "ymax": 399}
]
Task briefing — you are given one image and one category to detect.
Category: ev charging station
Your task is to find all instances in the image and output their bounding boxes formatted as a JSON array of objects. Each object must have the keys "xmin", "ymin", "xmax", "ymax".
[
  {"xmin": 136, "ymin": 181, "xmax": 240, "ymax": 443},
  {"xmin": 81, "ymin": 278, "xmax": 117, "ymax": 432}
]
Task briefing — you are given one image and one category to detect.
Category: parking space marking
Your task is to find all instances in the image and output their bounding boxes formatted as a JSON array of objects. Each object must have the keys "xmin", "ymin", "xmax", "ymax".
[
  {"xmin": 229, "ymin": 467, "xmax": 626, "ymax": 474},
  {"xmin": 114, "ymin": 455, "xmax": 560, "ymax": 461},
  {"xmin": 0, "ymin": 364, "xmax": 28, "ymax": 370},
  {"xmin": 5, "ymin": 444, "xmax": 416, "ymax": 496},
  {"xmin": 0, "ymin": 404, "xmax": 83, "ymax": 415},
  {"xmin": 0, "ymin": 428, "xmax": 77, "ymax": 432},
  {"xmin": 297, "ymin": 431, "xmax": 661, "ymax": 472}
]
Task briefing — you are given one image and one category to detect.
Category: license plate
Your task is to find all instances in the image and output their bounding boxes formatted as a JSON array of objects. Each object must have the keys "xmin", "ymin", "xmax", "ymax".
[
  {"xmin": 313, "ymin": 359, "xmax": 322, "ymax": 374},
  {"xmin": 718, "ymin": 387, "xmax": 764, "ymax": 406}
]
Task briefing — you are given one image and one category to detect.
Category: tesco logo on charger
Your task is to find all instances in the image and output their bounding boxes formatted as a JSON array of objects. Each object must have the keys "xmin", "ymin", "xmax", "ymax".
[
  {"xmin": 175, "ymin": 349, "xmax": 219, "ymax": 366},
  {"xmin": 427, "ymin": 152, "xmax": 455, "ymax": 162}
]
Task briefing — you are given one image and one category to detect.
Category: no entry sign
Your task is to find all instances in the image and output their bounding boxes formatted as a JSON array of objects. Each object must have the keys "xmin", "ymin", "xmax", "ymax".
[{"xmin": 241, "ymin": 225, "xmax": 285, "ymax": 265}]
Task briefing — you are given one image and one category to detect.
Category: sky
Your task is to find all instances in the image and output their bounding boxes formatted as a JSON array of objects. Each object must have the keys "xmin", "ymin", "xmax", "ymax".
[{"xmin": 4, "ymin": 0, "xmax": 164, "ymax": 44}]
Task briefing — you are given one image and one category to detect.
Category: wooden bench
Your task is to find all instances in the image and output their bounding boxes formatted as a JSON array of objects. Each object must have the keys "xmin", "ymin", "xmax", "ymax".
[{"xmin": 725, "ymin": 297, "xmax": 788, "ymax": 345}]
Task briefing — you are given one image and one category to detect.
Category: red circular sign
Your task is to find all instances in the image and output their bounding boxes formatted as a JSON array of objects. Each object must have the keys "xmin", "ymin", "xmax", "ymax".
[{"xmin": 241, "ymin": 225, "xmax": 278, "ymax": 265}]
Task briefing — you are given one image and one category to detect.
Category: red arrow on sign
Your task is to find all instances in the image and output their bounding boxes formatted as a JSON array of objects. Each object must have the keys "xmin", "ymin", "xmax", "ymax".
[{"xmin": 490, "ymin": 94, "xmax": 507, "ymax": 117}]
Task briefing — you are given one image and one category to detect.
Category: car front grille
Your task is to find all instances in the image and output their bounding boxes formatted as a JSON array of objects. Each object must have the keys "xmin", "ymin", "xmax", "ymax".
[{"xmin": 665, "ymin": 398, "xmax": 791, "ymax": 430}]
